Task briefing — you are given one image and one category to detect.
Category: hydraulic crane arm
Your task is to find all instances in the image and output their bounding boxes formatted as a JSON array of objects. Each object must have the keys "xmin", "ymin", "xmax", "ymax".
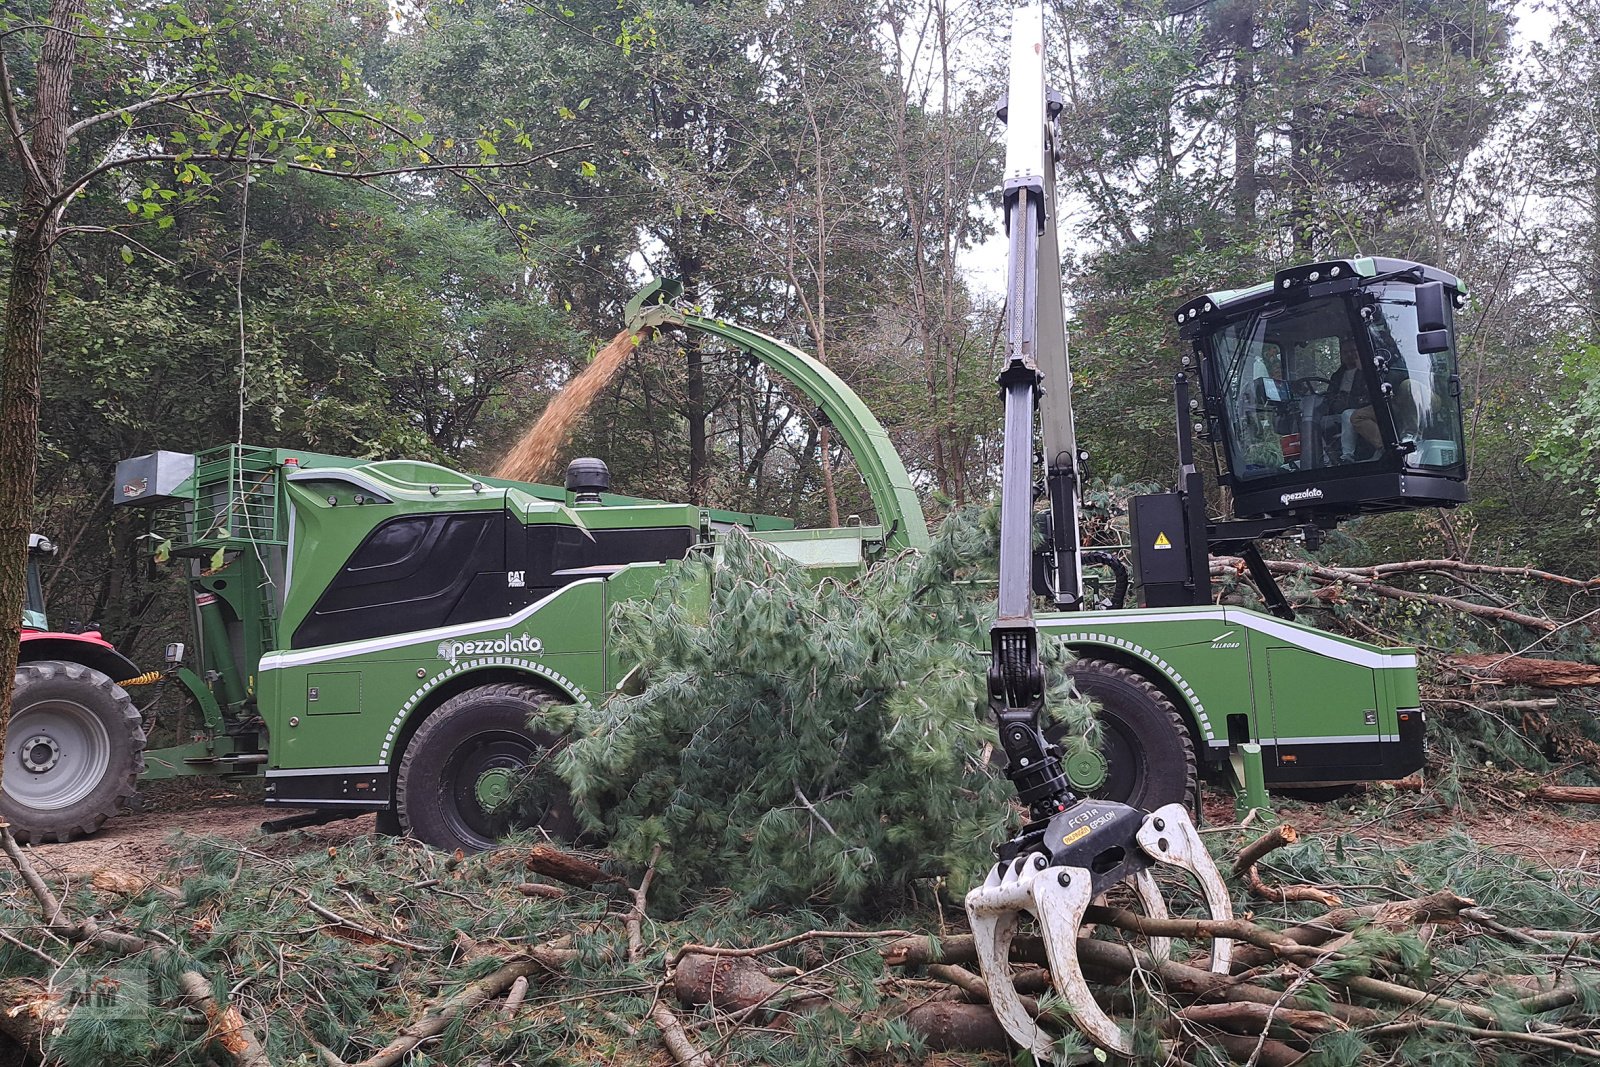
[
  {"xmin": 968, "ymin": 10, "xmax": 1235, "ymax": 1059},
  {"xmin": 988, "ymin": 4, "xmax": 1077, "ymax": 821}
]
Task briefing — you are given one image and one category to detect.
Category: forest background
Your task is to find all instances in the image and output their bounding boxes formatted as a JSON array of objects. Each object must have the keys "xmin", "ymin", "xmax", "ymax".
[{"xmin": 2, "ymin": 0, "xmax": 1597, "ymax": 669}]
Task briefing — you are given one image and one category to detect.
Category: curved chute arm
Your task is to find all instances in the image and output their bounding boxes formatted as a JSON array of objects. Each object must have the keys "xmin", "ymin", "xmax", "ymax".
[{"xmin": 625, "ymin": 279, "xmax": 929, "ymax": 552}]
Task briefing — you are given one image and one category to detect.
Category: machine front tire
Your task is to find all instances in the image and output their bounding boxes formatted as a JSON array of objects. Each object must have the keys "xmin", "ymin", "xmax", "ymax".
[
  {"xmin": 1051, "ymin": 659, "xmax": 1196, "ymax": 813},
  {"xmin": 0, "ymin": 661, "xmax": 145, "ymax": 844},
  {"xmin": 395, "ymin": 684, "xmax": 578, "ymax": 853}
]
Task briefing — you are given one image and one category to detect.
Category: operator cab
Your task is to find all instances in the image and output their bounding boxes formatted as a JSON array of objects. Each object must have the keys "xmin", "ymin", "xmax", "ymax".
[{"xmin": 1176, "ymin": 257, "xmax": 1467, "ymax": 521}]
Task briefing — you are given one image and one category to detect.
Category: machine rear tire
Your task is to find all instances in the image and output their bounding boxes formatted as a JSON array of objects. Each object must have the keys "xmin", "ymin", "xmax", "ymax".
[
  {"xmin": 395, "ymin": 684, "xmax": 578, "ymax": 853},
  {"xmin": 1049, "ymin": 659, "xmax": 1196, "ymax": 813},
  {"xmin": 0, "ymin": 661, "xmax": 145, "ymax": 844}
]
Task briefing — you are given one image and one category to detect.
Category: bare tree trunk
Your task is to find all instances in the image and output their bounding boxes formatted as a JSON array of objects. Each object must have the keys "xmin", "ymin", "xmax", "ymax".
[
  {"xmin": 0, "ymin": 0, "xmax": 87, "ymax": 774},
  {"xmin": 1231, "ymin": 0, "xmax": 1258, "ymax": 226}
]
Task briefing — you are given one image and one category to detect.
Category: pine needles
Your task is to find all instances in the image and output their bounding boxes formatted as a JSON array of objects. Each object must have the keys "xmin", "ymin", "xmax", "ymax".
[{"xmin": 561, "ymin": 507, "xmax": 1096, "ymax": 914}]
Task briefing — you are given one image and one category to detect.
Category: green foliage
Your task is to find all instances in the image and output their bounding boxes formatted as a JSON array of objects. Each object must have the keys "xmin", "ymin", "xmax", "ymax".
[
  {"xmin": 1528, "ymin": 341, "xmax": 1600, "ymax": 530},
  {"xmin": 562, "ymin": 509, "xmax": 1096, "ymax": 913}
]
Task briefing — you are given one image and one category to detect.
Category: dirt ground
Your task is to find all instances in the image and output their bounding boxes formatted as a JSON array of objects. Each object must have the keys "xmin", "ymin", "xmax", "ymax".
[
  {"xmin": 19, "ymin": 779, "xmax": 1599, "ymax": 888},
  {"xmin": 19, "ymin": 780, "xmax": 378, "ymax": 884}
]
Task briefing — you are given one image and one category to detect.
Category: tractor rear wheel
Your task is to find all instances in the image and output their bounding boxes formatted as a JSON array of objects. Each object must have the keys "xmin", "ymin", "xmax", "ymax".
[
  {"xmin": 1049, "ymin": 659, "xmax": 1196, "ymax": 813},
  {"xmin": 394, "ymin": 684, "xmax": 578, "ymax": 853},
  {"xmin": 0, "ymin": 661, "xmax": 145, "ymax": 843}
]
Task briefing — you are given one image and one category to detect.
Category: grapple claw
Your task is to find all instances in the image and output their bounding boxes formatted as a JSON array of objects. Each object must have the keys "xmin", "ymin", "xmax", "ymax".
[
  {"xmin": 1138, "ymin": 803, "xmax": 1233, "ymax": 973},
  {"xmin": 964, "ymin": 803, "xmax": 1233, "ymax": 1060}
]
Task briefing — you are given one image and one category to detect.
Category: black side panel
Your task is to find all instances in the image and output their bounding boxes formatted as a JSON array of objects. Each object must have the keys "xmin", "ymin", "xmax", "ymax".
[
  {"xmin": 589, "ymin": 527, "xmax": 697, "ymax": 568},
  {"xmin": 293, "ymin": 513, "xmax": 508, "ymax": 648},
  {"xmin": 264, "ymin": 770, "xmax": 390, "ymax": 810},
  {"xmin": 521, "ymin": 524, "xmax": 696, "ymax": 604}
]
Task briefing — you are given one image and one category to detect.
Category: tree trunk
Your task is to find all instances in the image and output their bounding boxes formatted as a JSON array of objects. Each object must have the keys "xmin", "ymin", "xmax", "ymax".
[
  {"xmin": 1231, "ymin": 0, "xmax": 1258, "ymax": 225},
  {"xmin": 1287, "ymin": 0, "xmax": 1314, "ymax": 256},
  {"xmin": 0, "ymin": 0, "xmax": 87, "ymax": 777}
]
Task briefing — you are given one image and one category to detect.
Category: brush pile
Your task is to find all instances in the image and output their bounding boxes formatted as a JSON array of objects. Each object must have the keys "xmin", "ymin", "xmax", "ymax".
[{"xmin": 0, "ymin": 815, "xmax": 1596, "ymax": 1067}]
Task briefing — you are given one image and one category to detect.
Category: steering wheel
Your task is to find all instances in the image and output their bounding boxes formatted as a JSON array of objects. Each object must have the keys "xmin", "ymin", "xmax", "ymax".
[{"xmin": 1290, "ymin": 375, "xmax": 1331, "ymax": 397}]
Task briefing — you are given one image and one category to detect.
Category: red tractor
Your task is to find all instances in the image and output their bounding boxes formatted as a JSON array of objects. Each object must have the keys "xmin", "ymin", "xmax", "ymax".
[{"xmin": 0, "ymin": 534, "xmax": 147, "ymax": 842}]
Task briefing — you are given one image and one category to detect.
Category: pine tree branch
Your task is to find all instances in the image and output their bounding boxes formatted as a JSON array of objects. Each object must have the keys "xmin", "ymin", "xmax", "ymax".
[
  {"xmin": 294, "ymin": 889, "xmax": 442, "ymax": 952},
  {"xmin": 673, "ymin": 927, "xmax": 914, "ymax": 966},
  {"xmin": 337, "ymin": 949, "xmax": 573, "ymax": 1067},
  {"xmin": 1369, "ymin": 1019, "xmax": 1600, "ymax": 1059},
  {"xmin": 1232, "ymin": 823, "xmax": 1298, "ymax": 875},
  {"xmin": 1243, "ymin": 558, "xmax": 1563, "ymax": 631},
  {"xmin": 2, "ymin": 827, "xmax": 274, "ymax": 1067},
  {"xmin": 629, "ymin": 846, "xmax": 719, "ymax": 1067}
]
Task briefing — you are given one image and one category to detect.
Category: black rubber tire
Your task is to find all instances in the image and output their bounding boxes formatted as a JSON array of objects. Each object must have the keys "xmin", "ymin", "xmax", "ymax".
[
  {"xmin": 0, "ymin": 661, "xmax": 145, "ymax": 844},
  {"xmin": 1048, "ymin": 659, "xmax": 1196, "ymax": 813},
  {"xmin": 395, "ymin": 684, "xmax": 578, "ymax": 853}
]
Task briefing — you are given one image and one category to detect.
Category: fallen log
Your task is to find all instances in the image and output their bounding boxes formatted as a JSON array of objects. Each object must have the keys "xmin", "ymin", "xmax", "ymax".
[
  {"xmin": 524, "ymin": 845, "xmax": 623, "ymax": 889},
  {"xmin": 674, "ymin": 953, "xmax": 824, "ymax": 1019},
  {"xmin": 1174, "ymin": 1001, "xmax": 1345, "ymax": 1038},
  {"xmin": 1192, "ymin": 1032, "xmax": 1307, "ymax": 1066},
  {"xmin": 1529, "ymin": 785, "xmax": 1600, "ymax": 805},
  {"xmin": 899, "ymin": 1000, "xmax": 1010, "ymax": 1051},
  {"xmin": 1443, "ymin": 655, "xmax": 1600, "ymax": 689},
  {"xmin": 0, "ymin": 978, "xmax": 68, "ymax": 1060}
]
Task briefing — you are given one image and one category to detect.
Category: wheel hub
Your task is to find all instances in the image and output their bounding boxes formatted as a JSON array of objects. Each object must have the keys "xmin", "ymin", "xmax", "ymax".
[
  {"xmin": 19, "ymin": 735, "xmax": 60, "ymax": 774},
  {"xmin": 4, "ymin": 698, "xmax": 115, "ymax": 809},
  {"xmin": 1065, "ymin": 748, "xmax": 1108, "ymax": 792},
  {"xmin": 474, "ymin": 767, "xmax": 516, "ymax": 812}
]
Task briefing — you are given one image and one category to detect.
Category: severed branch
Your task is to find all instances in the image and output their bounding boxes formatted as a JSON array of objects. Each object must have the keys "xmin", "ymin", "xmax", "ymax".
[
  {"xmin": 1230, "ymin": 824, "xmax": 1343, "ymax": 907},
  {"xmin": 1215, "ymin": 557, "xmax": 1565, "ymax": 631},
  {"xmin": 1442, "ymin": 654, "xmax": 1600, "ymax": 689},
  {"xmin": 1, "ymin": 827, "xmax": 274, "ymax": 1067},
  {"xmin": 627, "ymin": 846, "xmax": 717, "ymax": 1067},
  {"xmin": 325, "ymin": 947, "xmax": 575, "ymax": 1067},
  {"xmin": 525, "ymin": 844, "xmax": 625, "ymax": 890},
  {"xmin": 296, "ymin": 889, "xmax": 442, "ymax": 952},
  {"xmin": 671, "ymin": 927, "xmax": 913, "ymax": 966},
  {"xmin": 1232, "ymin": 824, "xmax": 1299, "ymax": 875}
]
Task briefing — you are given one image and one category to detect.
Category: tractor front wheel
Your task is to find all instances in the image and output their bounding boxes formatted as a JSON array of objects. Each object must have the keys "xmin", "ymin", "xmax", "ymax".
[
  {"xmin": 0, "ymin": 661, "xmax": 145, "ymax": 843},
  {"xmin": 1050, "ymin": 659, "xmax": 1197, "ymax": 813},
  {"xmin": 394, "ymin": 684, "xmax": 578, "ymax": 853}
]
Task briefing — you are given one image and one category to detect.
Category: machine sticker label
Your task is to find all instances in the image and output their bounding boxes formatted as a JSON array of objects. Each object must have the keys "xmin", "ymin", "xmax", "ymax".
[
  {"xmin": 195, "ymin": 592, "xmax": 217, "ymax": 607},
  {"xmin": 436, "ymin": 633, "xmax": 544, "ymax": 665},
  {"xmin": 1279, "ymin": 487, "xmax": 1325, "ymax": 506},
  {"xmin": 1061, "ymin": 825, "xmax": 1091, "ymax": 847},
  {"xmin": 122, "ymin": 477, "xmax": 148, "ymax": 498},
  {"xmin": 1152, "ymin": 531, "xmax": 1172, "ymax": 550},
  {"xmin": 507, "ymin": 571, "xmax": 526, "ymax": 588},
  {"xmin": 1210, "ymin": 631, "xmax": 1240, "ymax": 650}
]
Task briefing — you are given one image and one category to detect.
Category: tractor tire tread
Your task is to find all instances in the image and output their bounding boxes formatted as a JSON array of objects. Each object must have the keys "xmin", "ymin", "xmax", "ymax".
[
  {"xmin": 1061, "ymin": 657, "xmax": 1197, "ymax": 812},
  {"xmin": 4, "ymin": 660, "xmax": 146, "ymax": 845},
  {"xmin": 394, "ymin": 682, "xmax": 572, "ymax": 852}
]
